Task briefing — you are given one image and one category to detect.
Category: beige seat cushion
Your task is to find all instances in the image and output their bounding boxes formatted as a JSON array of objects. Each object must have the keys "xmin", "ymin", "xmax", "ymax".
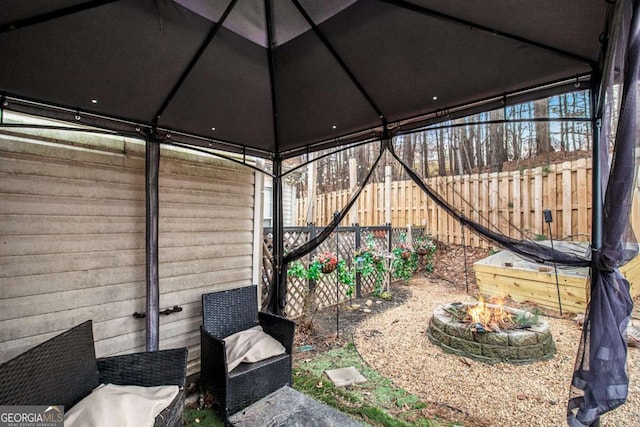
[
  {"xmin": 65, "ymin": 383, "xmax": 179, "ymax": 427},
  {"xmin": 224, "ymin": 325, "xmax": 286, "ymax": 372}
]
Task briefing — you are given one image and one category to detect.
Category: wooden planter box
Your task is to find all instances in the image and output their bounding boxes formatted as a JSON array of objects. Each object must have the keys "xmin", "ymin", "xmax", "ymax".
[{"xmin": 474, "ymin": 242, "xmax": 640, "ymax": 314}]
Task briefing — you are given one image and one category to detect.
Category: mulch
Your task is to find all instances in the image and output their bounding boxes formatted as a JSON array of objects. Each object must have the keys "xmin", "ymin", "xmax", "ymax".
[
  {"xmin": 292, "ymin": 243, "xmax": 640, "ymax": 426},
  {"xmin": 293, "ymin": 242, "xmax": 489, "ymax": 357}
]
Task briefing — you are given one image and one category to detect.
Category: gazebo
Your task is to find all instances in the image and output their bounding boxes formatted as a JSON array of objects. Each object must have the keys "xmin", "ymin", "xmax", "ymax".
[{"xmin": 1, "ymin": 1, "xmax": 638, "ymax": 425}]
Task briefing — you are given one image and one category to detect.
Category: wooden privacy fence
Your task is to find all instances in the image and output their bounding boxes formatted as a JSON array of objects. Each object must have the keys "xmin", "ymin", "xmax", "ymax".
[{"xmin": 297, "ymin": 158, "xmax": 607, "ymax": 248}]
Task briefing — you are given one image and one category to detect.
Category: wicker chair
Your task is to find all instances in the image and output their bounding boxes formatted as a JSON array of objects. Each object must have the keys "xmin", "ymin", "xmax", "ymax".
[
  {"xmin": 0, "ymin": 320, "xmax": 188, "ymax": 427},
  {"xmin": 200, "ymin": 285, "xmax": 295, "ymax": 419}
]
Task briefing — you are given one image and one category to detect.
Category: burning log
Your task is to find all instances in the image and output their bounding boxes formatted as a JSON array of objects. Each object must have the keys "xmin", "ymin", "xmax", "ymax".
[{"xmin": 465, "ymin": 296, "xmax": 519, "ymax": 332}]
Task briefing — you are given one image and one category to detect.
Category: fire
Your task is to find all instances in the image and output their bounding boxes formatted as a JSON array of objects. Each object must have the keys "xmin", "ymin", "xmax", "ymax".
[{"xmin": 466, "ymin": 296, "xmax": 514, "ymax": 332}]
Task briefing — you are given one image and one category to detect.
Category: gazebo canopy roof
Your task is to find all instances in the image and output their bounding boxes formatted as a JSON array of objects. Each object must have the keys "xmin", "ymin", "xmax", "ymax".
[{"xmin": 0, "ymin": 0, "xmax": 610, "ymax": 159}]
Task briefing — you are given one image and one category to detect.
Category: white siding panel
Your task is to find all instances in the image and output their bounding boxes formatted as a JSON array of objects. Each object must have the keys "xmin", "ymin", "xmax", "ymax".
[{"xmin": 0, "ymin": 131, "xmax": 258, "ymax": 378}]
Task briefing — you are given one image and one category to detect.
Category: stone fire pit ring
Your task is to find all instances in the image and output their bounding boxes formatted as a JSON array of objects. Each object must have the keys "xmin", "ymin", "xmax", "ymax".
[{"xmin": 427, "ymin": 302, "xmax": 556, "ymax": 365}]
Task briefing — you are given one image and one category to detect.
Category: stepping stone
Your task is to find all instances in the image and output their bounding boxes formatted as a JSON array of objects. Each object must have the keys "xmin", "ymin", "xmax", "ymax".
[
  {"xmin": 229, "ymin": 386, "xmax": 364, "ymax": 426},
  {"xmin": 325, "ymin": 366, "xmax": 367, "ymax": 387}
]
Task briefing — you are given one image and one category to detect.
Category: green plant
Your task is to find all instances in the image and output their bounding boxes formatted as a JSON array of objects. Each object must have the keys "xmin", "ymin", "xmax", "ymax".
[
  {"xmin": 354, "ymin": 249, "xmax": 388, "ymax": 296},
  {"xmin": 379, "ymin": 290, "xmax": 392, "ymax": 300},
  {"xmin": 515, "ymin": 309, "xmax": 541, "ymax": 326},
  {"xmin": 287, "ymin": 251, "xmax": 339, "ymax": 281},
  {"xmin": 355, "ymin": 232, "xmax": 389, "ymax": 296},
  {"xmin": 391, "ymin": 232, "xmax": 418, "ymax": 282},
  {"xmin": 413, "ymin": 235, "xmax": 437, "ymax": 273},
  {"xmin": 288, "ymin": 253, "xmax": 355, "ymax": 296},
  {"xmin": 533, "ymin": 233, "xmax": 547, "ymax": 241},
  {"xmin": 392, "ymin": 249, "xmax": 419, "ymax": 282},
  {"xmin": 287, "ymin": 260, "xmax": 308, "ymax": 279},
  {"xmin": 336, "ymin": 260, "xmax": 356, "ymax": 296}
]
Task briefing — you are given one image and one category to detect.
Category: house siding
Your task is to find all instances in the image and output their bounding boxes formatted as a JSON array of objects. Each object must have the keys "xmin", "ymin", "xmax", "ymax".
[{"xmin": 0, "ymin": 126, "xmax": 258, "ymax": 377}]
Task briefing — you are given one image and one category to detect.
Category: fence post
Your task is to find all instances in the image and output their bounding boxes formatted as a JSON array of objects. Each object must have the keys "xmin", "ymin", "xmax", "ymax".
[
  {"xmin": 354, "ymin": 224, "xmax": 362, "ymax": 297},
  {"xmin": 385, "ymin": 165, "xmax": 392, "ymax": 224},
  {"xmin": 308, "ymin": 223, "xmax": 317, "ymax": 292},
  {"xmin": 386, "ymin": 223, "xmax": 393, "ymax": 291},
  {"xmin": 349, "ymin": 158, "xmax": 358, "ymax": 226}
]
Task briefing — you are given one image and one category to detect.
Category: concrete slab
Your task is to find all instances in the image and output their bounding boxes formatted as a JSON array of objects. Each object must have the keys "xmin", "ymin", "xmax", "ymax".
[
  {"xmin": 325, "ymin": 366, "xmax": 367, "ymax": 387},
  {"xmin": 228, "ymin": 386, "xmax": 364, "ymax": 427}
]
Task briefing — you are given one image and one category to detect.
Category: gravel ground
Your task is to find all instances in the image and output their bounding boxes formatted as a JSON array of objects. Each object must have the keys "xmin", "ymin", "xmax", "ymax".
[{"xmin": 353, "ymin": 277, "xmax": 640, "ymax": 427}]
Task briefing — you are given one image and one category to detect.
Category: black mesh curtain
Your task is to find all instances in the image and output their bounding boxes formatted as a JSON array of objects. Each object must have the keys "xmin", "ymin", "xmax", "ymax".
[
  {"xmin": 567, "ymin": 0, "xmax": 639, "ymax": 425},
  {"xmin": 267, "ymin": 3, "xmax": 638, "ymax": 422},
  {"xmin": 266, "ymin": 140, "xmax": 387, "ymax": 312}
]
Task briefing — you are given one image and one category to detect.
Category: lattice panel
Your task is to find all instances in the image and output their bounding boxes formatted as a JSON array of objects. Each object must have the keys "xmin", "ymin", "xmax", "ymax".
[
  {"xmin": 260, "ymin": 239, "xmax": 273, "ymax": 311},
  {"xmin": 391, "ymin": 227, "xmax": 409, "ymax": 247},
  {"xmin": 264, "ymin": 225, "xmax": 393, "ymax": 318},
  {"xmin": 360, "ymin": 269, "xmax": 390, "ymax": 294},
  {"xmin": 411, "ymin": 226, "xmax": 427, "ymax": 241},
  {"xmin": 284, "ymin": 276, "xmax": 307, "ymax": 318}
]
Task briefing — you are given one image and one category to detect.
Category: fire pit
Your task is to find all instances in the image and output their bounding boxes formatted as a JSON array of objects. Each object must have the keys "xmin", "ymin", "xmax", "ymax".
[{"xmin": 427, "ymin": 298, "xmax": 555, "ymax": 365}]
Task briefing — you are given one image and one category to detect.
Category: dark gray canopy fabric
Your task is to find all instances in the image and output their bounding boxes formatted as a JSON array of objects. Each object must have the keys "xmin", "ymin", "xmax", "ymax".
[
  {"xmin": 1, "ymin": 2, "xmax": 638, "ymax": 426},
  {"xmin": 0, "ymin": 0, "xmax": 610, "ymax": 158}
]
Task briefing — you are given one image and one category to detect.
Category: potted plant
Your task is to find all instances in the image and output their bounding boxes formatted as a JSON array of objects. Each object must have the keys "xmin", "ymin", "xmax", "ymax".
[
  {"xmin": 354, "ymin": 232, "xmax": 389, "ymax": 296},
  {"xmin": 414, "ymin": 235, "xmax": 437, "ymax": 272},
  {"xmin": 414, "ymin": 235, "xmax": 436, "ymax": 256},
  {"xmin": 287, "ymin": 251, "xmax": 339, "ymax": 281},
  {"xmin": 392, "ymin": 232, "xmax": 418, "ymax": 282},
  {"xmin": 313, "ymin": 251, "xmax": 338, "ymax": 274}
]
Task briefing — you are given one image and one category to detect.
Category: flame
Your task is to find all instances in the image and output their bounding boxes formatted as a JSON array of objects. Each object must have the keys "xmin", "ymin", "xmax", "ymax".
[{"xmin": 467, "ymin": 296, "xmax": 513, "ymax": 330}]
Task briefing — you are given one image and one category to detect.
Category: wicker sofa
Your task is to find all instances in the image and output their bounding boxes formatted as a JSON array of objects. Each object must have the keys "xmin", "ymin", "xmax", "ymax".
[
  {"xmin": 200, "ymin": 285, "xmax": 295, "ymax": 419},
  {"xmin": 0, "ymin": 320, "xmax": 188, "ymax": 427}
]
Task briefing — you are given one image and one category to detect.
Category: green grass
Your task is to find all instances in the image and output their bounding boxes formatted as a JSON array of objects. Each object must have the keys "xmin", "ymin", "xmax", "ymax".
[
  {"xmin": 184, "ymin": 342, "xmax": 455, "ymax": 427},
  {"xmin": 293, "ymin": 343, "xmax": 453, "ymax": 426},
  {"xmin": 183, "ymin": 407, "xmax": 224, "ymax": 427}
]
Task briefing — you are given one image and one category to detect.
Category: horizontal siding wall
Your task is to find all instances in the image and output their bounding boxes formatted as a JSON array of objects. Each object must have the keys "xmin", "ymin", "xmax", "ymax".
[
  {"xmin": 0, "ymin": 128, "xmax": 257, "ymax": 378},
  {"xmin": 156, "ymin": 148, "xmax": 256, "ymax": 376}
]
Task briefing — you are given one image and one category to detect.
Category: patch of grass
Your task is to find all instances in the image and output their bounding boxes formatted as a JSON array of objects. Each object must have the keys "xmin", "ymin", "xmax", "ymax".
[
  {"xmin": 183, "ymin": 407, "xmax": 224, "ymax": 427},
  {"xmin": 293, "ymin": 343, "xmax": 454, "ymax": 426},
  {"xmin": 184, "ymin": 343, "xmax": 456, "ymax": 427}
]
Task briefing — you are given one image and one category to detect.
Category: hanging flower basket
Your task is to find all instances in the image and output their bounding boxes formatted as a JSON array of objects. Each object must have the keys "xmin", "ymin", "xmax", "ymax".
[
  {"xmin": 322, "ymin": 263, "xmax": 337, "ymax": 274},
  {"xmin": 312, "ymin": 251, "xmax": 338, "ymax": 275},
  {"xmin": 394, "ymin": 240, "xmax": 412, "ymax": 260},
  {"xmin": 414, "ymin": 236, "xmax": 437, "ymax": 257}
]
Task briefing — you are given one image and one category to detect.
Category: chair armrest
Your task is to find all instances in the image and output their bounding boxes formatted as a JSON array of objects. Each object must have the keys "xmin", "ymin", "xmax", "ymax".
[
  {"xmin": 97, "ymin": 348, "xmax": 188, "ymax": 388},
  {"xmin": 200, "ymin": 327, "xmax": 229, "ymax": 402},
  {"xmin": 200, "ymin": 327, "xmax": 227, "ymax": 367},
  {"xmin": 258, "ymin": 312, "xmax": 295, "ymax": 354}
]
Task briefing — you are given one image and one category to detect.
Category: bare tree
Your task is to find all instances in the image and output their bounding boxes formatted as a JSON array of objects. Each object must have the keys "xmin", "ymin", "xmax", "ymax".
[
  {"xmin": 488, "ymin": 109, "xmax": 506, "ymax": 172},
  {"xmin": 436, "ymin": 127, "xmax": 447, "ymax": 176},
  {"xmin": 534, "ymin": 98, "xmax": 553, "ymax": 155}
]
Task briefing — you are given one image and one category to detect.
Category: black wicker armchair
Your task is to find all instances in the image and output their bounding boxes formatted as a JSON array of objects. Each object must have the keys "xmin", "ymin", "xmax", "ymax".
[
  {"xmin": 0, "ymin": 320, "xmax": 188, "ymax": 427},
  {"xmin": 200, "ymin": 285, "xmax": 295, "ymax": 419}
]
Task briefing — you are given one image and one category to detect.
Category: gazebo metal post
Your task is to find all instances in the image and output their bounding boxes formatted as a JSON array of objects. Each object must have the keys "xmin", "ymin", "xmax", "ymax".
[
  {"xmin": 588, "ymin": 73, "xmax": 603, "ymax": 427},
  {"xmin": 272, "ymin": 158, "xmax": 285, "ymax": 316},
  {"xmin": 145, "ymin": 132, "xmax": 160, "ymax": 351}
]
